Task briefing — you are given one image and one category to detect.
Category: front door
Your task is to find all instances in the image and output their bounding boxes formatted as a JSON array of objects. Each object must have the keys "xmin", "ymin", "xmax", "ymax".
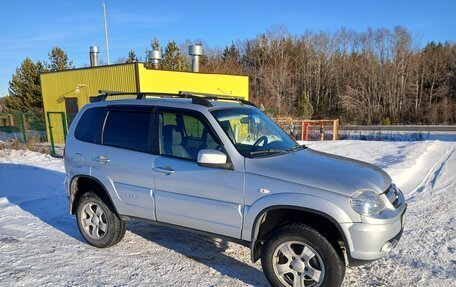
[
  {"xmin": 91, "ymin": 106, "xmax": 157, "ymax": 220},
  {"xmin": 153, "ymin": 108, "xmax": 244, "ymax": 238}
]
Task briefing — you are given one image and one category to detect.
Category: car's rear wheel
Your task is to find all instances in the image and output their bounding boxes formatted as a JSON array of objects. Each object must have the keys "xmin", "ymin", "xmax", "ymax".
[
  {"xmin": 76, "ymin": 191, "xmax": 126, "ymax": 248},
  {"xmin": 261, "ymin": 223, "xmax": 345, "ymax": 287}
]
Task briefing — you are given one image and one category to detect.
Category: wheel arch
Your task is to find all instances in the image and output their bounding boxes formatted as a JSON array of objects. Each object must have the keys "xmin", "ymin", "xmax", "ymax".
[
  {"xmin": 249, "ymin": 205, "xmax": 351, "ymax": 263},
  {"xmin": 69, "ymin": 175, "xmax": 119, "ymax": 216}
]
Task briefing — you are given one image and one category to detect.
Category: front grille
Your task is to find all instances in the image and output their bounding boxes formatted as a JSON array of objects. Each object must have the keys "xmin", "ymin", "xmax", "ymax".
[{"xmin": 385, "ymin": 184, "xmax": 402, "ymax": 208}]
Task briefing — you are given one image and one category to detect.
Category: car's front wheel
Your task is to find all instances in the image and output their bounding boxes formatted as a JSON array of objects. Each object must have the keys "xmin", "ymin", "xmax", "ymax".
[
  {"xmin": 261, "ymin": 223, "xmax": 345, "ymax": 287},
  {"xmin": 76, "ymin": 191, "xmax": 126, "ymax": 248}
]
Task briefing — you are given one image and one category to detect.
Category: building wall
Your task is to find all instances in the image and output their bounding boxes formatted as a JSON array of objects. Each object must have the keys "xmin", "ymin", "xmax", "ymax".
[
  {"xmin": 137, "ymin": 63, "xmax": 249, "ymax": 99},
  {"xmin": 40, "ymin": 63, "xmax": 249, "ymax": 144},
  {"xmin": 40, "ymin": 64, "xmax": 137, "ymax": 143}
]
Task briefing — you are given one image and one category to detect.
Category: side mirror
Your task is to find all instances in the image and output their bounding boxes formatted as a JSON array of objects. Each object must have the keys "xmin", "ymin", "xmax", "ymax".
[{"xmin": 197, "ymin": 149, "xmax": 230, "ymax": 169}]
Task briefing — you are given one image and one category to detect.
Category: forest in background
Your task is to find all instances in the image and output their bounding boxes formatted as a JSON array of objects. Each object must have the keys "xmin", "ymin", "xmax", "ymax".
[{"xmin": 2, "ymin": 26, "xmax": 455, "ymax": 125}]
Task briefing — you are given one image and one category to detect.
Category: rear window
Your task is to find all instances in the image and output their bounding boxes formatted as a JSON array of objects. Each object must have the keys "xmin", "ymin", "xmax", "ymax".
[
  {"xmin": 74, "ymin": 107, "xmax": 106, "ymax": 143},
  {"xmin": 102, "ymin": 111, "xmax": 151, "ymax": 153}
]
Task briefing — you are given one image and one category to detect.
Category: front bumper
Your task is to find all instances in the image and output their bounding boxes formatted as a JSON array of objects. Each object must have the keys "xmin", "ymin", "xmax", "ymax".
[{"xmin": 341, "ymin": 204, "xmax": 406, "ymax": 262}]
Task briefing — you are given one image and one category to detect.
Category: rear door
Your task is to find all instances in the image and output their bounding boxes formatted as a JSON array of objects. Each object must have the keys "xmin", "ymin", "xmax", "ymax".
[
  {"xmin": 91, "ymin": 105, "xmax": 158, "ymax": 220},
  {"xmin": 153, "ymin": 108, "xmax": 245, "ymax": 238},
  {"xmin": 65, "ymin": 106, "xmax": 106, "ymax": 185}
]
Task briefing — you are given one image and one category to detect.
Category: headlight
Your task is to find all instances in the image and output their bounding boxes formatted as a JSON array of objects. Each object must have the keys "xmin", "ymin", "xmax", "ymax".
[{"xmin": 350, "ymin": 190, "xmax": 386, "ymax": 215}]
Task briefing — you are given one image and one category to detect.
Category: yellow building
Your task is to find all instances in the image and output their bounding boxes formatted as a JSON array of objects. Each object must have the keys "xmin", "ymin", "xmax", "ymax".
[{"xmin": 40, "ymin": 62, "xmax": 249, "ymax": 144}]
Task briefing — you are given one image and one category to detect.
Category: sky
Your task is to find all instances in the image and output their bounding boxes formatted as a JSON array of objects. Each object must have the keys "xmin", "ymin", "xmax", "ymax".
[{"xmin": 0, "ymin": 0, "xmax": 455, "ymax": 97}]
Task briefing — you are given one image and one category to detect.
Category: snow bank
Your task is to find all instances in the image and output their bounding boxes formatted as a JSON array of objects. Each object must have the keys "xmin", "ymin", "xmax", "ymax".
[{"xmin": 302, "ymin": 140, "xmax": 455, "ymax": 195}]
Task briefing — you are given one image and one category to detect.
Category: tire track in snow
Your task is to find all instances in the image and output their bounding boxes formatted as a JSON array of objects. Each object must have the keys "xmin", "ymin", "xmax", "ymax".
[
  {"xmin": 405, "ymin": 144, "xmax": 456, "ymax": 253},
  {"xmin": 408, "ymin": 143, "xmax": 456, "ymax": 197},
  {"xmin": 413, "ymin": 144, "xmax": 456, "ymax": 243},
  {"xmin": 388, "ymin": 144, "xmax": 456, "ymax": 286}
]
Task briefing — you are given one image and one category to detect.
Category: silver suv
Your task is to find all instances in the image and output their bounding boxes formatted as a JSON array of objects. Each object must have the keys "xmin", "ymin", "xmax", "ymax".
[{"xmin": 64, "ymin": 91, "xmax": 406, "ymax": 287}]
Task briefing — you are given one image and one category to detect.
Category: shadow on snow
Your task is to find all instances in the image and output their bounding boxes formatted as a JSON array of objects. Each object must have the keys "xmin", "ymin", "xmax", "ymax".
[{"xmin": 0, "ymin": 162, "xmax": 267, "ymax": 286}]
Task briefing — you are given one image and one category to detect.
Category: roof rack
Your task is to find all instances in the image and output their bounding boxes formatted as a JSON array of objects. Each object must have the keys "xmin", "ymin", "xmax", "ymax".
[
  {"xmin": 178, "ymin": 91, "xmax": 256, "ymax": 107},
  {"xmin": 93, "ymin": 90, "xmax": 179, "ymax": 102},
  {"xmin": 92, "ymin": 90, "xmax": 257, "ymax": 108}
]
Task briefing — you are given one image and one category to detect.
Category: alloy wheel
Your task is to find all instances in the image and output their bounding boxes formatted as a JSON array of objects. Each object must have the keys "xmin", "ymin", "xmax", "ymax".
[
  {"xmin": 272, "ymin": 241, "xmax": 325, "ymax": 287},
  {"xmin": 80, "ymin": 202, "xmax": 108, "ymax": 239}
]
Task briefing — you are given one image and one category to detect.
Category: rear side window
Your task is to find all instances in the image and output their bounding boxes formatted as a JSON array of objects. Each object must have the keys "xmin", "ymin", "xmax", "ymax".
[
  {"xmin": 74, "ymin": 107, "xmax": 106, "ymax": 143},
  {"xmin": 102, "ymin": 111, "xmax": 151, "ymax": 153}
]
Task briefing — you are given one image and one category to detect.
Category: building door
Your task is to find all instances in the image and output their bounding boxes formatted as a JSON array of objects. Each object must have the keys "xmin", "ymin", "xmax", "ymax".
[{"xmin": 64, "ymin": 97, "xmax": 79, "ymax": 128}]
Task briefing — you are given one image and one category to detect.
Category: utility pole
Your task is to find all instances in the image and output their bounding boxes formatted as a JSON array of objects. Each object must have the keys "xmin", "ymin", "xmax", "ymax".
[{"xmin": 102, "ymin": 0, "xmax": 110, "ymax": 65}]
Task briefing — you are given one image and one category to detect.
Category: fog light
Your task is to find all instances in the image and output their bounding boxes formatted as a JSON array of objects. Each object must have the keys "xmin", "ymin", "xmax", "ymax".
[{"xmin": 381, "ymin": 242, "xmax": 393, "ymax": 253}]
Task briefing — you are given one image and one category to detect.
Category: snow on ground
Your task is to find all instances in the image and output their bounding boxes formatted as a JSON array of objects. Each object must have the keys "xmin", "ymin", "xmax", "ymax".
[{"xmin": 0, "ymin": 139, "xmax": 455, "ymax": 287}]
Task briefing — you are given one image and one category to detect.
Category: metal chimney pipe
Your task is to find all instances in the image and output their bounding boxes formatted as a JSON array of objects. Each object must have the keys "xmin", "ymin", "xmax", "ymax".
[
  {"xmin": 148, "ymin": 49, "xmax": 162, "ymax": 69},
  {"xmin": 189, "ymin": 44, "xmax": 203, "ymax": 72},
  {"xmin": 89, "ymin": 46, "xmax": 99, "ymax": 67}
]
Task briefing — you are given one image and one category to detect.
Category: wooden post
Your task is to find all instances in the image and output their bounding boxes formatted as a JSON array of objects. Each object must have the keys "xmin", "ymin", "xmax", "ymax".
[
  {"xmin": 301, "ymin": 121, "xmax": 305, "ymax": 141},
  {"xmin": 20, "ymin": 113, "xmax": 27, "ymax": 143},
  {"xmin": 305, "ymin": 123, "xmax": 309, "ymax": 141},
  {"xmin": 7, "ymin": 114, "xmax": 14, "ymax": 126},
  {"xmin": 306, "ymin": 123, "xmax": 310, "ymax": 141},
  {"xmin": 320, "ymin": 123, "xmax": 324, "ymax": 141},
  {"xmin": 333, "ymin": 119, "xmax": 339, "ymax": 140}
]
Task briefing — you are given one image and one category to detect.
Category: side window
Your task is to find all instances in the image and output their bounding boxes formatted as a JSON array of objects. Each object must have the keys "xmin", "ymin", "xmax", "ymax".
[
  {"xmin": 160, "ymin": 112, "xmax": 220, "ymax": 160},
  {"xmin": 102, "ymin": 111, "xmax": 151, "ymax": 153},
  {"xmin": 74, "ymin": 107, "xmax": 106, "ymax": 143},
  {"xmin": 183, "ymin": 115, "xmax": 205, "ymax": 138}
]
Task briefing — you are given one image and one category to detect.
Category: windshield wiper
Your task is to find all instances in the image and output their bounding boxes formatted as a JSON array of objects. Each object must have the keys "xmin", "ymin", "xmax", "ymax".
[
  {"xmin": 249, "ymin": 149, "xmax": 286, "ymax": 156},
  {"xmin": 286, "ymin": 145, "xmax": 306, "ymax": 152},
  {"xmin": 249, "ymin": 145, "xmax": 306, "ymax": 157}
]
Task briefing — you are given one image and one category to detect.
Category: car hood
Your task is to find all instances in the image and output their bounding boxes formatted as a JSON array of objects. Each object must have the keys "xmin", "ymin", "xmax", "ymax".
[{"xmin": 245, "ymin": 148, "xmax": 391, "ymax": 196}]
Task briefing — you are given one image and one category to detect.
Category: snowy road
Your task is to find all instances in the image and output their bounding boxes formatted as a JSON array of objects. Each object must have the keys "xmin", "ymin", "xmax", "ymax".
[{"xmin": 0, "ymin": 140, "xmax": 455, "ymax": 287}]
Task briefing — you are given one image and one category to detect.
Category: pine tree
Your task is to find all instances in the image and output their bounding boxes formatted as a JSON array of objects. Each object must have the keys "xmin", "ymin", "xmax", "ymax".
[
  {"xmin": 5, "ymin": 58, "xmax": 48, "ymax": 112},
  {"xmin": 0, "ymin": 96, "xmax": 6, "ymax": 112},
  {"xmin": 161, "ymin": 41, "xmax": 188, "ymax": 71},
  {"xmin": 152, "ymin": 37, "xmax": 160, "ymax": 50},
  {"xmin": 295, "ymin": 92, "xmax": 314, "ymax": 119},
  {"xmin": 126, "ymin": 50, "xmax": 138, "ymax": 63},
  {"xmin": 47, "ymin": 47, "xmax": 73, "ymax": 71},
  {"xmin": 222, "ymin": 42, "xmax": 241, "ymax": 64}
]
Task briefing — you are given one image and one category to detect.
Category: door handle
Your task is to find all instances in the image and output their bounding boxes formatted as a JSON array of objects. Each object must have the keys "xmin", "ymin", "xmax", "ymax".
[
  {"xmin": 154, "ymin": 167, "xmax": 175, "ymax": 175},
  {"xmin": 93, "ymin": 155, "xmax": 110, "ymax": 164}
]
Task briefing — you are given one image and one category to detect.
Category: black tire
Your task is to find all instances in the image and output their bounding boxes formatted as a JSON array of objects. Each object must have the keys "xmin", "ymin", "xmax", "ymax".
[
  {"xmin": 76, "ymin": 191, "xmax": 126, "ymax": 248},
  {"xmin": 261, "ymin": 223, "xmax": 345, "ymax": 287},
  {"xmin": 112, "ymin": 216, "xmax": 127, "ymax": 245}
]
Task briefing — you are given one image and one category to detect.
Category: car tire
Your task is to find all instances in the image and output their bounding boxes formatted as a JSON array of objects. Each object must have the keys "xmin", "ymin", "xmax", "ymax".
[
  {"xmin": 261, "ymin": 223, "xmax": 345, "ymax": 287},
  {"xmin": 76, "ymin": 191, "xmax": 126, "ymax": 248}
]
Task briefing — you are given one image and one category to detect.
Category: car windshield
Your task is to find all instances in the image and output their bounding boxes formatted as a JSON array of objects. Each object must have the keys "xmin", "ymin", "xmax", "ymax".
[{"xmin": 211, "ymin": 107, "xmax": 303, "ymax": 157}]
